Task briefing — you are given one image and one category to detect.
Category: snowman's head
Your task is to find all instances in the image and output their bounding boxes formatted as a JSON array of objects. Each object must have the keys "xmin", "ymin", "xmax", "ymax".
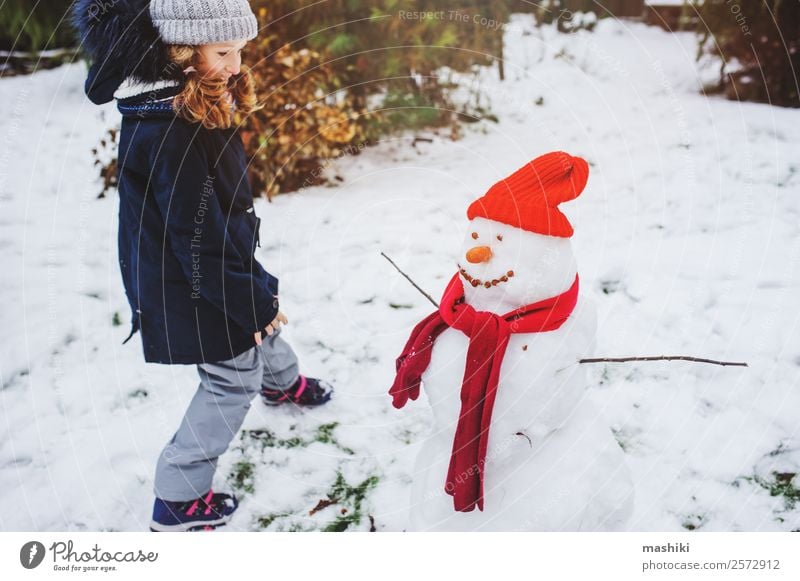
[
  {"xmin": 457, "ymin": 151, "xmax": 589, "ymax": 313},
  {"xmin": 458, "ymin": 217, "xmax": 577, "ymax": 313}
]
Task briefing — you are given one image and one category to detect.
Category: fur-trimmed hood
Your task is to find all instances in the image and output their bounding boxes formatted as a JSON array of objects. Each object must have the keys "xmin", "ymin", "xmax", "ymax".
[{"xmin": 69, "ymin": 0, "xmax": 186, "ymax": 105}]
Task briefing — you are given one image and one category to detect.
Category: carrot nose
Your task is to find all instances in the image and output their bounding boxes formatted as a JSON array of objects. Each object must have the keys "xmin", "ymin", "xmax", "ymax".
[{"xmin": 466, "ymin": 245, "xmax": 493, "ymax": 263}]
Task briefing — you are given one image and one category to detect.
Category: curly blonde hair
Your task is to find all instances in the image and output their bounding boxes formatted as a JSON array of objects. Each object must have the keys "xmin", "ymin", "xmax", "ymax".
[{"xmin": 166, "ymin": 44, "xmax": 263, "ymax": 130}]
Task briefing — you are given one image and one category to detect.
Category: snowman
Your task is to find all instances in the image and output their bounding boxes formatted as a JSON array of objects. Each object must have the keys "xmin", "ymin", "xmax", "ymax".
[{"xmin": 389, "ymin": 151, "xmax": 634, "ymax": 531}]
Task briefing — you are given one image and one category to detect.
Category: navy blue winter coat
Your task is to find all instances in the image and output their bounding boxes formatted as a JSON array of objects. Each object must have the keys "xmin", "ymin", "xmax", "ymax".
[{"xmin": 115, "ymin": 84, "xmax": 279, "ymax": 364}]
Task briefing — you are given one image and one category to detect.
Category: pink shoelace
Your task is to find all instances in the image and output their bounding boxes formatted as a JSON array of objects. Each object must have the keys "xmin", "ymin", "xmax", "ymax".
[
  {"xmin": 185, "ymin": 489, "xmax": 216, "ymax": 516},
  {"xmin": 268, "ymin": 375, "xmax": 308, "ymax": 403}
]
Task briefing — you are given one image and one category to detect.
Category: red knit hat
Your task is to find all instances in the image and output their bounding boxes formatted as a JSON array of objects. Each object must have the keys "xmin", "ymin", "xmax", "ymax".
[{"xmin": 466, "ymin": 151, "xmax": 589, "ymax": 238}]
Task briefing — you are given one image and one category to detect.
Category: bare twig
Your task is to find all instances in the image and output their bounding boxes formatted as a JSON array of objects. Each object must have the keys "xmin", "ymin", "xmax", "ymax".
[
  {"xmin": 381, "ymin": 251, "xmax": 749, "ymax": 368},
  {"xmin": 515, "ymin": 431, "xmax": 533, "ymax": 448},
  {"xmin": 579, "ymin": 356, "xmax": 747, "ymax": 367},
  {"xmin": 380, "ymin": 251, "xmax": 439, "ymax": 308}
]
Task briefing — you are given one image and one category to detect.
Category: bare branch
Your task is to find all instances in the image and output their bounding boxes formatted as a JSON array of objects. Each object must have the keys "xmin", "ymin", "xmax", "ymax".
[
  {"xmin": 579, "ymin": 356, "xmax": 747, "ymax": 367},
  {"xmin": 380, "ymin": 251, "xmax": 439, "ymax": 308}
]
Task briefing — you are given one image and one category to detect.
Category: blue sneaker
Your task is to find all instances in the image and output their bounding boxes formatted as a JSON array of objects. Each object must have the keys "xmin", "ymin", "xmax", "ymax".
[
  {"xmin": 150, "ymin": 488, "xmax": 238, "ymax": 532},
  {"xmin": 261, "ymin": 374, "xmax": 333, "ymax": 407}
]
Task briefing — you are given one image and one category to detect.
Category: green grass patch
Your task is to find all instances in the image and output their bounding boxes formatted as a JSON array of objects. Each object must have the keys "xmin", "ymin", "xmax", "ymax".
[
  {"xmin": 742, "ymin": 471, "xmax": 800, "ymax": 511},
  {"xmin": 321, "ymin": 471, "xmax": 380, "ymax": 532},
  {"xmin": 241, "ymin": 422, "xmax": 355, "ymax": 455},
  {"xmin": 229, "ymin": 458, "xmax": 257, "ymax": 494}
]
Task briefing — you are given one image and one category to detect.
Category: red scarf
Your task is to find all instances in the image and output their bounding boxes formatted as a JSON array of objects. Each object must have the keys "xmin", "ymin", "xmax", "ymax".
[{"xmin": 389, "ymin": 272, "xmax": 580, "ymax": 512}]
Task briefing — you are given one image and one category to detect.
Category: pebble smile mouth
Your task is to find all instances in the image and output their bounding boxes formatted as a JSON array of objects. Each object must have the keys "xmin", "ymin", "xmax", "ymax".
[{"xmin": 457, "ymin": 263, "xmax": 515, "ymax": 288}]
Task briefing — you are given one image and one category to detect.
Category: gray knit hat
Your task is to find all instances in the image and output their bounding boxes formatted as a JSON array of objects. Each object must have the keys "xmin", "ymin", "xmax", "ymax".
[{"xmin": 148, "ymin": 0, "xmax": 258, "ymax": 45}]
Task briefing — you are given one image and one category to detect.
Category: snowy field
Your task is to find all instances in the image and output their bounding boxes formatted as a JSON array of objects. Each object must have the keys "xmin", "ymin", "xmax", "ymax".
[{"xmin": 1, "ymin": 14, "xmax": 799, "ymax": 532}]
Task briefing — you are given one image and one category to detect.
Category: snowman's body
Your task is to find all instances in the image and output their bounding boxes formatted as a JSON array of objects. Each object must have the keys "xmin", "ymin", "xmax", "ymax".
[{"xmin": 407, "ymin": 216, "xmax": 634, "ymax": 531}]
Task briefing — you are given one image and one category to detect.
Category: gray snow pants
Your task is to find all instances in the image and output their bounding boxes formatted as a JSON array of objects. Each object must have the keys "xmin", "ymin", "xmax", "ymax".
[{"xmin": 153, "ymin": 327, "xmax": 299, "ymax": 502}]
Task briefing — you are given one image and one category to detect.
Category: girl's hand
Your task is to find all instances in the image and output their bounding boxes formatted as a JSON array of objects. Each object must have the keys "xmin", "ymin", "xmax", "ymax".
[{"xmin": 254, "ymin": 311, "xmax": 288, "ymax": 345}]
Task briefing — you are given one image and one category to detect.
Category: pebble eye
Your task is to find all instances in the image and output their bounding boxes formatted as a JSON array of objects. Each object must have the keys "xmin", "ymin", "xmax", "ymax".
[
  {"xmin": 496, "ymin": 235, "xmax": 503, "ymax": 241},
  {"xmin": 471, "ymin": 232, "xmax": 478, "ymax": 239}
]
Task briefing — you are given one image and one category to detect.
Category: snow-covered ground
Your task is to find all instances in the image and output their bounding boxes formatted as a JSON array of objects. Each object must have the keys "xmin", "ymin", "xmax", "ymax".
[{"xmin": 1, "ymin": 14, "xmax": 799, "ymax": 532}]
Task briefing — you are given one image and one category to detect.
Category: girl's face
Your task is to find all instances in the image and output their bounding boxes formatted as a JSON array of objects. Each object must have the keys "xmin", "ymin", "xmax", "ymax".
[{"xmin": 195, "ymin": 39, "xmax": 247, "ymax": 81}]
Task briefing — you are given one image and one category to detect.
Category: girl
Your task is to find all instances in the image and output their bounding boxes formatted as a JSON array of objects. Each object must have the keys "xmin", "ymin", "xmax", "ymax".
[{"xmin": 71, "ymin": 0, "xmax": 333, "ymax": 532}]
